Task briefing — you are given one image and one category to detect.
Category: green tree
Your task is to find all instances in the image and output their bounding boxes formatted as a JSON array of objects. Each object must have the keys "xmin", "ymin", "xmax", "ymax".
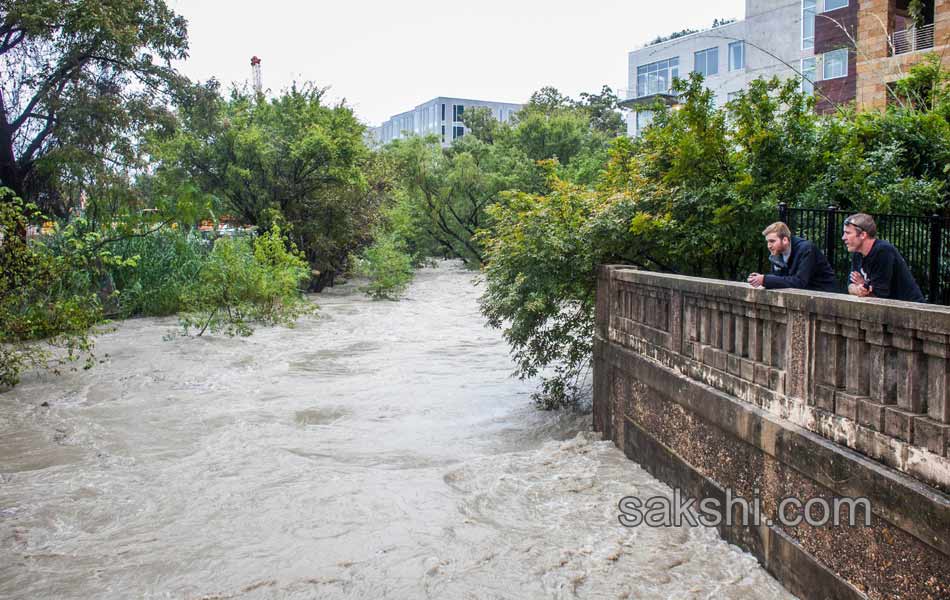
[
  {"xmin": 576, "ymin": 85, "xmax": 625, "ymax": 138},
  {"xmin": 460, "ymin": 106, "xmax": 499, "ymax": 143},
  {"xmin": 0, "ymin": 0, "xmax": 189, "ymax": 216},
  {"xmin": 149, "ymin": 83, "xmax": 373, "ymax": 289},
  {"xmin": 177, "ymin": 225, "xmax": 313, "ymax": 337},
  {"xmin": 500, "ymin": 85, "xmax": 618, "ymax": 168},
  {"xmin": 889, "ymin": 53, "xmax": 950, "ymax": 113},
  {"xmin": 385, "ymin": 134, "xmax": 537, "ymax": 265},
  {"xmin": 478, "ymin": 174, "xmax": 602, "ymax": 409},
  {"xmin": 523, "ymin": 86, "xmax": 573, "ymax": 114},
  {"xmin": 502, "ymin": 108, "xmax": 591, "ymax": 165},
  {"xmin": 477, "ymin": 70, "xmax": 950, "ymax": 409},
  {"xmin": 352, "ymin": 231, "xmax": 414, "ymax": 300}
]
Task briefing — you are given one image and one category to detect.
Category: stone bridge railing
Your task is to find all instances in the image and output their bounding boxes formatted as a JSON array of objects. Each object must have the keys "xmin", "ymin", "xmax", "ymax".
[
  {"xmin": 593, "ymin": 266, "xmax": 950, "ymax": 600},
  {"xmin": 597, "ymin": 267, "xmax": 950, "ymax": 489}
]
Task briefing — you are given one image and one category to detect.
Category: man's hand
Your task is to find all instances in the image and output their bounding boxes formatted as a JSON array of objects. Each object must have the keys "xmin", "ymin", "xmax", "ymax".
[
  {"xmin": 747, "ymin": 273, "xmax": 765, "ymax": 288},
  {"xmin": 848, "ymin": 271, "xmax": 872, "ymax": 297},
  {"xmin": 849, "ymin": 271, "xmax": 866, "ymax": 286}
]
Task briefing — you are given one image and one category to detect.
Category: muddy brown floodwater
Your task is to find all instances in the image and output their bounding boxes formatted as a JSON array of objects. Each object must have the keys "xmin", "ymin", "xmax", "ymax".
[{"xmin": 0, "ymin": 261, "xmax": 796, "ymax": 599}]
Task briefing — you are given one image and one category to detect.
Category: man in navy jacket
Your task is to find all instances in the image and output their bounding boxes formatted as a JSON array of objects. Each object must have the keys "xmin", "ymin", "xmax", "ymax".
[{"xmin": 748, "ymin": 222, "xmax": 841, "ymax": 293}]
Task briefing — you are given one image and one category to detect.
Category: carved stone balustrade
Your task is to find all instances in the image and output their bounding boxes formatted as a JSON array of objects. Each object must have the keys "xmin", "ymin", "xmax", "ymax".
[
  {"xmin": 600, "ymin": 267, "xmax": 950, "ymax": 488},
  {"xmin": 593, "ymin": 266, "xmax": 950, "ymax": 600}
]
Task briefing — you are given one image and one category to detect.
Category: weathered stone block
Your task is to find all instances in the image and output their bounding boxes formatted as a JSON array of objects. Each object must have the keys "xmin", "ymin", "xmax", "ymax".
[
  {"xmin": 754, "ymin": 363, "xmax": 770, "ymax": 387},
  {"xmin": 855, "ymin": 426, "xmax": 878, "ymax": 461},
  {"xmin": 768, "ymin": 368, "xmax": 783, "ymax": 393},
  {"xmin": 926, "ymin": 354, "xmax": 950, "ymax": 424},
  {"xmin": 684, "ymin": 341, "xmax": 698, "ymax": 361},
  {"xmin": 885, "ymin": 407, "xmax": 917, "ymax": 444},
  {"xmin": 815, "ymin": 384, "xmax": 836, "ymax": 412},
  {"xmin": 919, "ymin": 332, "xmax": 950, "ymax": 358},
  {"xmin": 834, "ymin": 392, "xmax": 860, "ymax": 421},
  {"xmin": 867, "ymin": 344, "xmax": 897, "ymax": 404},
  {"xmin": 891, "ymin": 327, "xmax": 917, "ymax": 351},
  {"xmin": 844, "ymin": 336, "xmax": 870, "ymax": 397},
  {"xmin": 713, "ymin": 348, "xmax": 728, "ymax": 372},
  {"xmin": 701, "ymin": 344, "xmax": 714, "ymax": 366},
  {"xmin": 740, "ymin": 359, "xmax": 755, "ymax": 382},
  {"xmin": 914, "ymin": 417, "xmax": 950, "ymax": 457},
  {"xmin": 896, "ymin": 348, "xmax": 926, "ymax": 413},
  {"xmin": 727, "ymin": 354, "xmax": 741, "ymax": 376},
  {"xmin": 857, "ymin": 399, "xmax": 886, "ymax": 432}
]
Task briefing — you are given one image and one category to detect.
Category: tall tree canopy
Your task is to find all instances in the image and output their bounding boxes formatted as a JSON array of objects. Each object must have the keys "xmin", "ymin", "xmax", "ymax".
[
  {"xmin": 149, "ymin": 83, "xmax": 373, "ymax": 290},
  {"xmin": 0, "ymin": 0, "xmax": 188, "ymax": 216}
]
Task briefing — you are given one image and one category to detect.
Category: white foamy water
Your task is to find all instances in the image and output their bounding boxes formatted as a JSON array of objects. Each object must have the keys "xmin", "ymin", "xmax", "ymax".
[{"xmin": 0, "ymin": 261, "xmax": 795, "ymax": 599}]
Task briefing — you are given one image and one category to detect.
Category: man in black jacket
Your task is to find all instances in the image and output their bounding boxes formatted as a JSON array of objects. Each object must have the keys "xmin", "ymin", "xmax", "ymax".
[
  {"xmin": 843, "ymin": 213, "xmax": 924, "ymax": 302},
  {"xmin": 748, "ymin": 222, "xmax": 841, "ymax": 293}
]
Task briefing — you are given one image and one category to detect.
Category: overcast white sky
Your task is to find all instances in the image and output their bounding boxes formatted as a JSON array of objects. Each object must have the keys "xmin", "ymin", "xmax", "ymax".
[{"xmin": 167, "ymin": 0, "xmax": 745, "ymax": 126}]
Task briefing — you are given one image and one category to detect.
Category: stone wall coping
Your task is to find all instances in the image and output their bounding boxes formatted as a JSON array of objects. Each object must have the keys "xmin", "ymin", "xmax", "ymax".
[{"xmin": 601, "ymin": 266, "xmax": 950, "ymax": 334}]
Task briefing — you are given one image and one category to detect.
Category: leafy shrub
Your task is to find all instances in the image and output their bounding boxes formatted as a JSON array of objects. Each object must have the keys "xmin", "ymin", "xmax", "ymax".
[
  {"xmin": 177, "ymin": 226, "xmax": 314, "ymax": 337},
  {"xmin": 108, "ymin": 230, "xmax": 209, "ymax": 317},
  {"xmin": 352, "ymin": 232, "xmax": 414, "ymax": 299},
  {"xmin": 0, "ymin": 191, "xmax": 123, "ymax": 387}
]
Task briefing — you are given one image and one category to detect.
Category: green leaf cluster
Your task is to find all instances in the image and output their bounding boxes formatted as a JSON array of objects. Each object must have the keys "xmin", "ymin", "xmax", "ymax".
[
  {"xmin": 0, "ymin": 0, "xmax": 189, "ymax": 216},
  {"xmin": 148, "ymin": 83, "xmax": 374, "ymax": 290},
  {"xmin": 177, "ymin": 226, "xmax": 315, "ymax": 337},
  {"xmin": 0, "ymin": 189, "xmax": 119, "ymax": 387},
  {"xmin": 478, "ymin": 177, "xmax": 601, "ymax": 409},
  {"xmin": 376, "ymin": 85, "xmax": 623, "ymax": 276},
  {"xmin": 352, "ymin": 232, "xmax": 414, "ymax": 300},
  {"xmin": 107, "ymin": 229, "xmax": 209, "ymax": 317}
]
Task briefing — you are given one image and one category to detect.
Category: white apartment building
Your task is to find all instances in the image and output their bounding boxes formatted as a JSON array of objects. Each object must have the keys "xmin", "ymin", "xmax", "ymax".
[
  {"xmin": 370, "ymin": 97, "xmax": 522, "ymax": 147},
  {"xmin": 623, "ymin": 0, "xmax": 802, "ymax": 136}
]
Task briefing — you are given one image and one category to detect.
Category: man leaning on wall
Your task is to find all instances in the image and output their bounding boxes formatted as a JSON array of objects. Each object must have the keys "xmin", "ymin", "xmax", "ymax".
[
  {"xmin": 748, "ymin": 222, "xmax": 840, "ymax": 293},
  {"xmin": 842, "ymin": 213, "xmax": 925, "ymax": 303}
]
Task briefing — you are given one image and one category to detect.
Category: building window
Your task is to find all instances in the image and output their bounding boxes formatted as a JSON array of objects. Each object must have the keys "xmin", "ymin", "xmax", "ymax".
[
  {"xmin": 635, "ymin": 110, "xmax": 654, "ymax": 133},
  {"xmin": 441, "ymin": 125, "xmax": 445, "ymax": 143},
  {"xmin": 636, "ymin": 57, "xmax": 679, "ymax": 97},
  {"xmin": 822, "ymin": 0, "xmax": 847, "ymax": 11},
  {"xmin": 802, "ymin": 57, "xmax": 816, "ymax": 94},
  {"xmin": 453, "ymin": 104, "xmax": 464, "ymax": 122},
  {"xmin": 694, "ymin": 47, "xmax": 719, "ymax": 78},
  {"xmin": 441, "ymin": 103, "xmax": 446, "ymax": 121},
  {"xmin": 728, "ymin": 41, "xmax": 745, "ymax": 71},
  {"xmin": 802, "ymin": 0, "xmax": 816, "ymax": 50},
  {"xmin": 822, "ymin": 48, "xmax": 847, "ymax": 79},
  {"xmin": 453, "ymin": 125, "xmax": 464, "ymax": 139},
  {"xmin": 726, "ymin": 91, "xmax": 742, "ymax": 102}
]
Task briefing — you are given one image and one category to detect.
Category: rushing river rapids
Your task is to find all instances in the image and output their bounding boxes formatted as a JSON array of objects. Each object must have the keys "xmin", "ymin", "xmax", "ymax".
[{"xmin": 0, "ymin": 261, "xmax": 795, "ymax": 599}]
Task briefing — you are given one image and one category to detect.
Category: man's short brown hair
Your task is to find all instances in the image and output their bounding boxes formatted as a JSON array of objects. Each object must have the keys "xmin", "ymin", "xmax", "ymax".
[
  {"xmin": 844, "ymin": 213, "xmax": 877, "ymax": 238},
  {"xmin": 762, "ymin": 222, "xmax": 791, "ymax": 239}
]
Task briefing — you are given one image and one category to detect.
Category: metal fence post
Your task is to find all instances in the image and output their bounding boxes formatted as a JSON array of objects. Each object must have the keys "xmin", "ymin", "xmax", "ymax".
[
  {"xmin": 929, "ymin": 214, "xmax": 941, "ymax": 303},
  {"xmin": 778, "ymin": 202, "xmax": 788, "ymax": 225},
  {"xmin": 825, "ymin": 206, "xmax": 838, "ymax": 269}
]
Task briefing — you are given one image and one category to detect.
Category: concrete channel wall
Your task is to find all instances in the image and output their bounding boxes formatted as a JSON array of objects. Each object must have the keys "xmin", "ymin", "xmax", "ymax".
[{"xmin": 593, "ymin": 266, "xmax": 950, "ymax": 600}]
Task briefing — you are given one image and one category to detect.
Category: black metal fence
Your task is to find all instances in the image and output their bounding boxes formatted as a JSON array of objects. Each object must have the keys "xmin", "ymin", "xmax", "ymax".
[{"xmin": 778, "ymin": 203, "xmax": 950, "ymax": 304}]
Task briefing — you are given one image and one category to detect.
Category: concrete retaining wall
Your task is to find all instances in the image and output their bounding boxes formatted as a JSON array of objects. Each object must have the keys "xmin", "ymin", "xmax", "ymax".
[{"xmin": 593, "ymin": 266, "xmax": 950, "ymax": 600}]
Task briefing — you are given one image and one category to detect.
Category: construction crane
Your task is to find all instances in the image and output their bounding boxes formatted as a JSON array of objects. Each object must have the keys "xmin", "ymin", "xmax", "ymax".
[{"xmin": 250, "ymin": 56, "xmax": 262, "ymax": 94}]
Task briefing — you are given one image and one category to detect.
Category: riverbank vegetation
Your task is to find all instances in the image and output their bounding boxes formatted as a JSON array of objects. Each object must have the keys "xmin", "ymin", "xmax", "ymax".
[
  {"xmin": 0, "ymin": 2, "xmax": 355, "ymax": 386},
  {"xmin": 479, "ymin": 63, "xmax": 950, "ymax": 408},
  {"xmin": 4, "ymin": 1, "xmax": 950, "ymax": 405},
  {"xmin": 371, "ymin": 60, "xmax": 950, "ymax": 409}
]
